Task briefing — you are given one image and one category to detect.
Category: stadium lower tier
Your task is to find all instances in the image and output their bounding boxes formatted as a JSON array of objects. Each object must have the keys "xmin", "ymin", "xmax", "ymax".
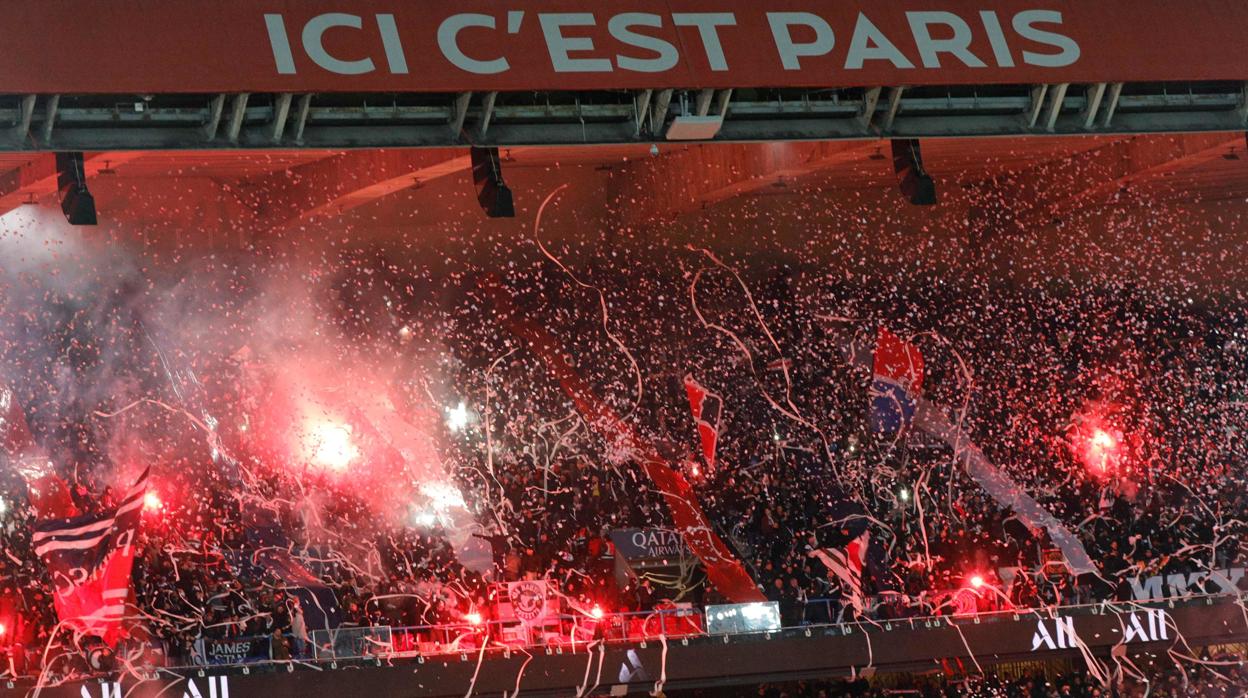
[{"xmin": 6, "ymin": 595, "xmax": 1246, "ymax": 698}]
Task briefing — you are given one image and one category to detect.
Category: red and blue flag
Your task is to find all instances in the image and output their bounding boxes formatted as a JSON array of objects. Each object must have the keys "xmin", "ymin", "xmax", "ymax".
[{"xmin": 869, "ymin": 327, "xmax": 924, "ymax": 434}]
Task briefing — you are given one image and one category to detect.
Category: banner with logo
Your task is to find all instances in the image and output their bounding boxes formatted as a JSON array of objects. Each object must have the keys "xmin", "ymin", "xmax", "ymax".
[
  {"xmin": 612, "ymin": 529, "xmax": 691, "ymax": 562},
  {"xmin": 498, "ymin": 580, "xmax": 557, "ymax": 625},
  {"xmin": 835, "ymin": 331, "xmax": 1095, "ymax": 577},
  {"xmin": 197, "ymin": 636, "xmax": 272, "ymax": 665},
  {"xmin": 1127, "ymin": 565, "xmax": 1246, "ymax": 601},
  {"xmin": 869, "ymin": 327, "xmax": 924, "ymax": 435}
]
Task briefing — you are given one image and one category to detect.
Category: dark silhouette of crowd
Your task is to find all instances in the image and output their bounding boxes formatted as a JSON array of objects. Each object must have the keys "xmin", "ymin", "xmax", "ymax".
[{"xmin": 1, "ymin": 254, "xmax": 1245, "ymax": 695}]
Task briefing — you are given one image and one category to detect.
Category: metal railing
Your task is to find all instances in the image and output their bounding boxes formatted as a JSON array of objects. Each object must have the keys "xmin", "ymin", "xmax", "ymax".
[
  {"xmin": 4, "ymin": 80, "xmax": 1244, "ymax": 150},
  {"xmin": 304, "ymin": 606, "xmax": 706, "ymax": 660},
  {"xmin": 161, "ymin": 591, "xmax": 1244, "ymax": 669}
]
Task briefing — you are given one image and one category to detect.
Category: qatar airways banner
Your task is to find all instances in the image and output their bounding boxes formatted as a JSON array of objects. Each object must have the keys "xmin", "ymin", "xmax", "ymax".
[
  {"xmin": 612, "ymin": 528, "xmax": 692, "ymax": 562},
  {"xmin": 3, "ymin": 1, "xmax": 1246, "ymax": 94}
]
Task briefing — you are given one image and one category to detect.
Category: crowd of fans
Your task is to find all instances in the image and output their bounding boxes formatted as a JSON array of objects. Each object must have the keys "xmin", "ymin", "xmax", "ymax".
[{"xmin": 0, "ymin": 249, "xmax": 1246, "ymax": 693}]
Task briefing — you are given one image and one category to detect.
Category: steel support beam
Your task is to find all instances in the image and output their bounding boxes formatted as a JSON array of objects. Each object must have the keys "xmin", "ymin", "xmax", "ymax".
[
  {"xmin": 203, "ymin": 94, "xmax": 226, "ymax": 141},
  {"xmin": 1043, "ymin": 83, "xmax": 1069, "ymax": 132},
  {"xmin": 1102, "ymin": 83, "xmax": 1125, "ymax": 128},
  {"xmin": 1026, "ymin": 85, "xmax": 1049, "ymax": 129},
  {"xmin": 13, "ymin": 95, "xmax": 35, "ymax": 142},
  {"xmin": 451, "ymin": 91, "xmax": 472, "ymax": 136},
  {"xmin": 634, "ymin": 89, "xmax": 653, "ymax": 136},
  {"xmin": 695, "ymin": 89, "xmax": 715, "ymax": 117},
  {"xmin": 650, "ymin": 89, "xmax": 673, "ymax": 133},
  {"xmin": 1083, "ymin": 83, "xmax": 1107, "ymax": 130},
  {"xmin": 1238, "ymin": 81, "xmax": 1248, "ymax": 126},
  {"xmin": 40, "ymin": 95, "xmax": 60, "ymax": 143},
  {"xmin": 881, "ymin": 87, "xmax": 905, "ymax": 132},
  {"xmin": 225, "ymin": 93, "xmax": 249, "ymax": 143},
  {"xmin": 479, "ymin": 91, "xmax": 498, "ymax": 137},
  {"xmin": 858, "ymin": 87, "xmax": 883, "ymax": 130},
  {"xmin": 0, "ymin": 82, "xmax": 1242, "ymax": 150},
  {"xmin": 271, "ymin": 93, "xmax": 293, "ymax": 143},
  {"xmin": 292, "ymin": 94, "xmax": 313, "ymax": 143}
]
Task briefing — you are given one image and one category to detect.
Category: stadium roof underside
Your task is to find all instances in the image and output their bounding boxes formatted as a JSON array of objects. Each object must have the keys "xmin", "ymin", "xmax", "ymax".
[{"xmin": 3, "ymin": 81, "xmax": 1248, "ymax": 151}]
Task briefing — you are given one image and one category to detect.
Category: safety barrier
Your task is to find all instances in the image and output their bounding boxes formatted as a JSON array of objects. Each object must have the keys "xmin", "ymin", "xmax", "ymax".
[
  {"xmin": 13, "ymin": 594, "xmax": 1247, "ymax": 698},
  {"xmin": 310, "ymin": 626, "xmax": 392, "ymax": 660},
  {"xmin": 172, "ymin": 592, "xmax": 1243, "ymax": 666},
  {"xmin": 302, "ymin": 606, "xmax": 706, "ymax": 660}
]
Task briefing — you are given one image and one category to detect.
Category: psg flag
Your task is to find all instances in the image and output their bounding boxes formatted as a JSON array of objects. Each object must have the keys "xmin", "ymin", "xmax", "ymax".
[
  {"xmin": 869, "ymin": 327, "xmax": 924, "ymax": 435},
  {"xmin": 682, "ymin": 374, "xmax": 721, "ymax": 471},
  {"xmin": 237, "ymin": 512, "xmax": 344, "ymax": 632},
  {"xmin": 33, "ymin": 468, "xmax": 148, "ymax": 645},
  {"xmin": 809, "ymin": 530, "xmax": 869, "ymax": 616}
]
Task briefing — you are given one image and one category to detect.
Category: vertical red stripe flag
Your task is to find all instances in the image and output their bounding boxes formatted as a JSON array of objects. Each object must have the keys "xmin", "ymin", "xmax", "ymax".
[
  {"xmin": 870, "ymin": 327, "xmax": 924, "ymax": 434},
  {"xmin": 682, "ymin": 375, "xmax": 720, "ymax": 471},
  {"xmin": 481, "ymin": 277, "xmax": 764, "ymax": 603},
  {"xmin": 33, "ymin": 469, "xmax": 148, "ymax": 645}
]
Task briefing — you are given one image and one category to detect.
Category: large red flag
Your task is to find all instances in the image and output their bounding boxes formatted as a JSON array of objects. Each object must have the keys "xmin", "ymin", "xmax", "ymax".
[
  {"xmin": 480, "ymin": 277, "xmax": 764, "ymax": 603},
  {"xmin": 33, "ymin": 469, "xmax": 147, "ymax": 645}
]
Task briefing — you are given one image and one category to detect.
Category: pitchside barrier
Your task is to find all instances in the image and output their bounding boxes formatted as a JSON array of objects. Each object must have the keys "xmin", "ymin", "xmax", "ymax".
[
  {"xmin": 304, "ymin": 606, "xmax": 707, "ymax": 660},
  {"xmin": 5, "ymin": 594, "xmax": 1247, "ymax": 698}
]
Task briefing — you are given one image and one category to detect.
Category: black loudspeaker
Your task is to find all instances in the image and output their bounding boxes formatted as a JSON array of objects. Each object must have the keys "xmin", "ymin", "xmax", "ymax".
[
  {"xmin": 56, "ymin": 152, "xmax": 98, "ymax": 225},
  {"xmin": 890, "ymin": 139, "xmax": 937, "ymax": 206},
  {"xmin": 469, "ymin": 147, "xmax": 515, "ymax": 218}
]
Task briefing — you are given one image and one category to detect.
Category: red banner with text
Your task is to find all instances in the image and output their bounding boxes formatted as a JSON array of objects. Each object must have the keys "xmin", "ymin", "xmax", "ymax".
[{"xmin": 2, "ymin": 1, "xmax": 1246, "ymax": 94}]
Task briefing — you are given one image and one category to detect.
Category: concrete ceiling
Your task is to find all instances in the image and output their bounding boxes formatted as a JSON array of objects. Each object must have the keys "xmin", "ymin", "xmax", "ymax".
[
  {"xmin": 1, "ymin": 135, "xmax": 1244, "ymax": 279},
  {"xmin": 2, "ymin": 134, "xmax": 1242, "ymax": 217}
]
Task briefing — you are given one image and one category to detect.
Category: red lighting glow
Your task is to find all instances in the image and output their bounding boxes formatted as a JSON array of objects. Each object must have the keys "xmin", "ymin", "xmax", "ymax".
[
  {"xmin": 1070, "ymin": 408, "xmax": 1126, "ymax": 478},
  {"xmin": 303, "ymin": 420, "xmax": 359, "ymax": 473},
  {"xmin": 143, "ymin": 492, "xmax": 163, "ymax": 512},
  {"xmin": 465, "ymin": 611, "xmax": 483, "ymax": 626},
  {"xmin": 1084, "ymin": 426, "xmax": 1120, "ymax": 473},
  {"xmin": 969, "ymin": 575, "xmax": 985, "ymax": 589},
  {"xmin": 590, "ymin": 605, "xmax": 605, "ymax": 619}
]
